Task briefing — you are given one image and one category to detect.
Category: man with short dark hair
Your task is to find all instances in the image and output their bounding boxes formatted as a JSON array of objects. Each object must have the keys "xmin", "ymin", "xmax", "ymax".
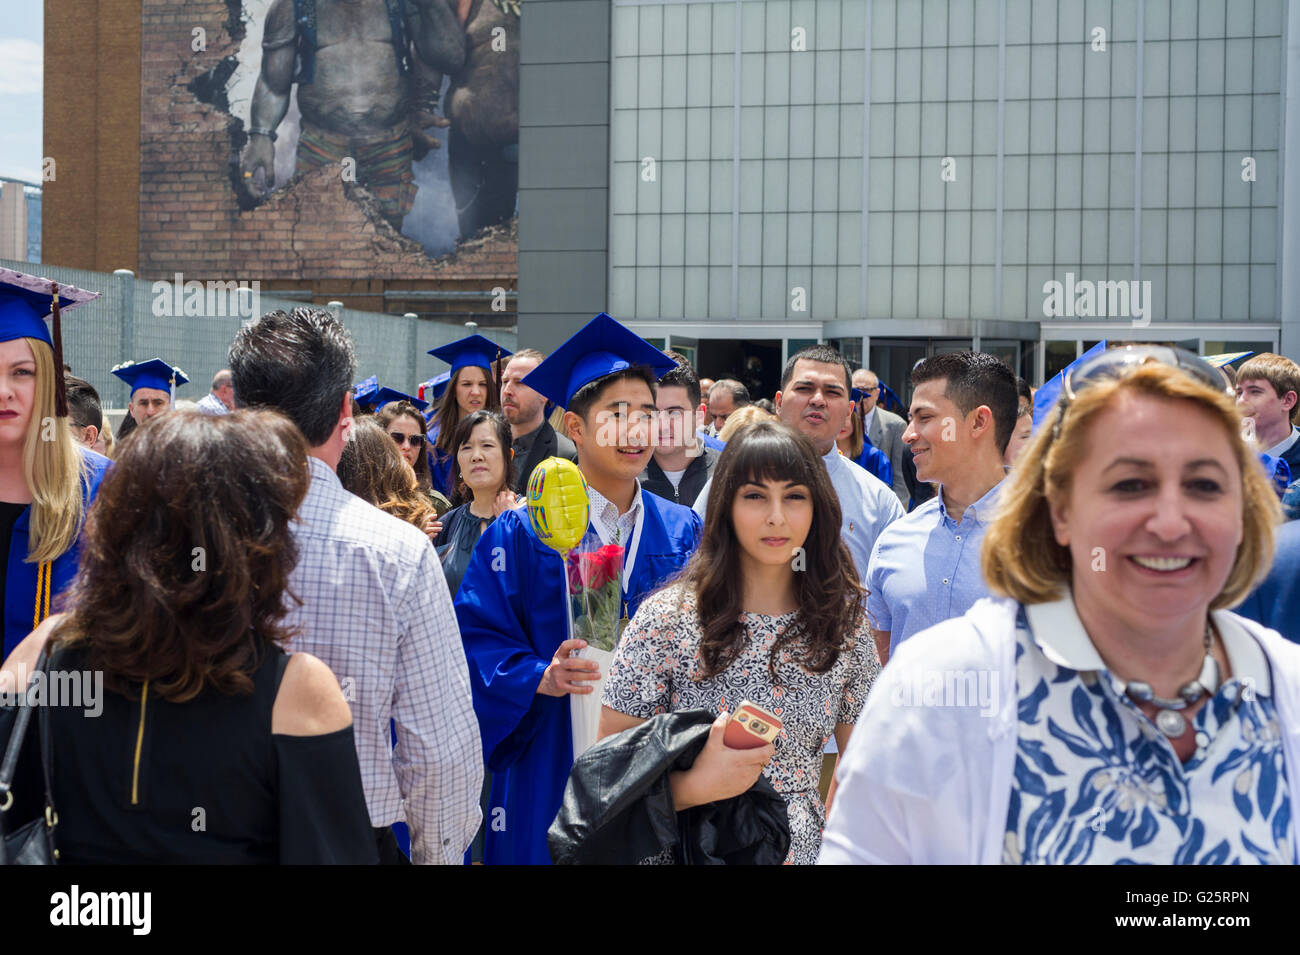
[
  {"xmin": 229, "ymin": 307, "xmax": 482, "ymax": 865},
  {"xmin": 500, "ymin": 347, "xmax": 576, "ymax": 494},
  {"xmin": 197, "ymin": 369, "xmax": 235, "ymax": 415},
  {"xmin": 852, "ymin": 367, "xmax": 909, "ymax": 507},
  {"xmin": 866, "ymin": 352, "xmax": 1018, "ymax": 663},
  {"xmin": 694, "ymin": 344, "xmax": 904, "ymax": 586},
  {"xmin": 640, "ymin": 354, "xmax": 717, "ymax": 506},
  {"xmin": 454, "ymin": 312, "xmax": 702, "ymax": 865}
]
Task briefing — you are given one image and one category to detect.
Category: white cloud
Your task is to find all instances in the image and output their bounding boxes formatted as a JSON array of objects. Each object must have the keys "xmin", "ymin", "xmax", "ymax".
[{"xmin": 0, "ymin": 39, "xmax": 42, "ymax": 96}]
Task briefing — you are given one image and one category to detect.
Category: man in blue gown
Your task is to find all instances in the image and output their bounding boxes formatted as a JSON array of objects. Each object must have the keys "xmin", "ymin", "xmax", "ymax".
[{"xmin": 453, "ymin": 313, "xmax": 702, "ymax": 864}]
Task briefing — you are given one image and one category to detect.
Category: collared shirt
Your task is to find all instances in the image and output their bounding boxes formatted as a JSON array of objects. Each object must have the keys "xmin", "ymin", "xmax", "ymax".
[
  {"xmin": 693, "ymin": 445, "xmax": 905, "ymax": 586},
  {"xmin": 818, "ymin": 594, "xmax": 1300, "ymax": 865},
  {"xmin": 867, "ymin": 479, "xmax": 1004, "ymax": 654},
  {"xmin": 285, "ymin": 456, "xmax": 483, "ymax": 864},
  {"xmin": 862, "ymin": 406, "xmax": 876, "ymax": 442},
  {"xmin": 588, "ymin": 481, "xmax": 643, "ymax": 550},
  {"xmin": 1264, "ymin": 425, "xmax": 1300, "ymax": 459},
  {"xmin": 511, "ymin": 420, "xmax": 543, "ymax": 466},
  {"xmin": 1005, "ymin": 597, "xmax": 1290, "ymax": 864},
  {"xmin": 196, "ymin": 392, "xmax": 229, "ymax": 415}
]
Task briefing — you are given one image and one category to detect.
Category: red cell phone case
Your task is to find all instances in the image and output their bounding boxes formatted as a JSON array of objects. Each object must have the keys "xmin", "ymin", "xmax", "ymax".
[{"xmin": 723, "ymin": 701, "xmax": 783, "ymax": 749}]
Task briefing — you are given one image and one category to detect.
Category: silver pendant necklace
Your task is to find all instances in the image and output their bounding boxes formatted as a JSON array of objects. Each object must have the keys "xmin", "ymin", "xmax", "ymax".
[{"xmin": 1121, "ymin": 624, "xmax": 1220, "ymax": 739}]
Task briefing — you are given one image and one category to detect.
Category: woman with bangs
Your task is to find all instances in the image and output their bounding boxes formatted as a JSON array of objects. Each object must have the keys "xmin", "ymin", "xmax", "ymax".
[
  {"xmin": 600, "ymin": 420, "xmax": 881, "ymax": 865},
  {"xmin": 0, "ymin": 273, "xmax": 110, "ymax": 659},
  {"xmin": 822, "ymin": 347, "xmax": 1300, "ymax": 866}
]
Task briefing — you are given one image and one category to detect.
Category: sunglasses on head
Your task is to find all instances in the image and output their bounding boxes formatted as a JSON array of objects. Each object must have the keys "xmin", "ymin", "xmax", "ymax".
[
  {"xmin": 389, "ymin": 432, "xmax": 424, "ymax": 447},
  {"xmin": 1052, "ymin": 345, "xmax": 1232, "ymax": 438}
]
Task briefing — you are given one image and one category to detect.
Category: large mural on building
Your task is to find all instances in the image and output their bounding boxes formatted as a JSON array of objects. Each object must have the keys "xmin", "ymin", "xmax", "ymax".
[{"xmin": 138, "ymin": 0, "xmax": 518, "ymax": 279}]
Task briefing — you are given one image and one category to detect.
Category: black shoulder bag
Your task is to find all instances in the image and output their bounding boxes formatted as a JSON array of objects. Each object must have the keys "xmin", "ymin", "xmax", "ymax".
[{"xmin": 0, "ymin": 646, "xmax": 59, "ymax": 864}]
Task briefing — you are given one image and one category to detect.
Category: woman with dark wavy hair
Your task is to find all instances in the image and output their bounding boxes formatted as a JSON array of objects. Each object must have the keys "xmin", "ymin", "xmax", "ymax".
[
  {"xmin": 598, "ymin": 420, "xmax": 880, "ymax": 864},
  {"xmin": 0, "ymin": 410, "xmax": 378, "ymax": 864}
]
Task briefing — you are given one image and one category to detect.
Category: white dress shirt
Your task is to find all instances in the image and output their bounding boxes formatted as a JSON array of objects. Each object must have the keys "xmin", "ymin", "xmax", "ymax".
[{"xmin": 285, "ymin": 457, "xmax": 483, "ymax": 864}]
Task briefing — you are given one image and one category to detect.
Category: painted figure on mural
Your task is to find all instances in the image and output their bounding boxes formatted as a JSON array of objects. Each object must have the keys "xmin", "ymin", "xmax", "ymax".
[
  {"xmin": 238, "ymin": 0, "xmax": 467, "ymax": 231},
  {"xmin": 443, "ymin": 0, "xmax": 520, "ymax": 238}
]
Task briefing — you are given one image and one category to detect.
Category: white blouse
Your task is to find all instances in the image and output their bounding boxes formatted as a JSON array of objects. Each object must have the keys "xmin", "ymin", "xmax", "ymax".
[{"xmin": 819, "ymin": 594, "xmax": 1300, "ymax": 865}]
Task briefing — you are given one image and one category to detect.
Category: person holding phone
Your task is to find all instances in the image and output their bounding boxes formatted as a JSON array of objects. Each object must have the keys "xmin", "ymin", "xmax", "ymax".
[{"xmin": 599, "ymin": 420, "xmax": 880, "ymax": 864}]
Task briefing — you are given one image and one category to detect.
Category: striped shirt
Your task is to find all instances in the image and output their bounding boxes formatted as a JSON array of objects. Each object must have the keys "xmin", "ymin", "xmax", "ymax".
[{"xmin": 285, "ymin": 456, "xmax": 483, "ymax": 864}]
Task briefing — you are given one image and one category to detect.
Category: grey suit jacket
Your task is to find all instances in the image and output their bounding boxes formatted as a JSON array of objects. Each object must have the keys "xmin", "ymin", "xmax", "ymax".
[{"xmin": 868, "ymin": 407, "xmax": 910, "ymax": 507}]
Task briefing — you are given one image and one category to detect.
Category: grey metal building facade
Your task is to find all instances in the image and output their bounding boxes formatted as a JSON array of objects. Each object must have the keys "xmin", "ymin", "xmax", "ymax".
[{"xmin": 520, "ymin": 0, "xmax": 1300, "ymax": 397}]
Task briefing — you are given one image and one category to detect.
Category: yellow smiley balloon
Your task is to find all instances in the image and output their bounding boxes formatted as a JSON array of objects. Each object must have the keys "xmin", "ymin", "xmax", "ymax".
[{"xmin": 526, "ymin": 456, "xmax": 590, "ymax": 553}]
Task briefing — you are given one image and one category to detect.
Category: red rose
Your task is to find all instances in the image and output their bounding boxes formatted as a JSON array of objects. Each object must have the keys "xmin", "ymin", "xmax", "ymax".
[
  {"xmin": 599, "ymin": 544, "xmax": 625, "ymax": 585},
  {"xmin": 579, "ymin": 551, "xmax": 609, "ymax": 590}
]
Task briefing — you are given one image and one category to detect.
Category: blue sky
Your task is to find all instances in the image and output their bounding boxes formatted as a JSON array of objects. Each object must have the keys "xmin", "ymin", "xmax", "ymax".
[{"xmin": 0, "ymin": 0, "xmax": 43, "ymax": 182}]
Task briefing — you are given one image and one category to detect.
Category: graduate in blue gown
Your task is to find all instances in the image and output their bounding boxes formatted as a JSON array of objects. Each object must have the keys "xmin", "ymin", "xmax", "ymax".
[
  {"xmin": 453, "ymin": 313, "xmax": 703, "ymax": 865},
  {"xmin": 426, "ymin": 335, "xmax": 512, "ymax": 499},
  {"xmin": 0, "ymin": 270, "xmax": 110, "ymax": 657}
]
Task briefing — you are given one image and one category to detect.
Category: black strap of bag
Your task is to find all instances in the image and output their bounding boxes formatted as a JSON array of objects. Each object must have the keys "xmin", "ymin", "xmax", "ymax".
[{"xmin": 0, "ymin": 645, "xmax": 59, "ymax": 865}]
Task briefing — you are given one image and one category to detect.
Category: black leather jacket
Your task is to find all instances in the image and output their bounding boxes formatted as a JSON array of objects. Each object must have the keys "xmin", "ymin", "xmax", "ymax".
[{"xmin": 548, "ymin": 709, "xmax": 790, "ymax": 865}]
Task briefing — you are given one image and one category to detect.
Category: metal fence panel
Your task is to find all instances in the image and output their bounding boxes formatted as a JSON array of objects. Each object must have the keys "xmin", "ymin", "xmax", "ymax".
[{"xmin": 0, "ymin": 258, "xmax": 515, "ymax": 408}]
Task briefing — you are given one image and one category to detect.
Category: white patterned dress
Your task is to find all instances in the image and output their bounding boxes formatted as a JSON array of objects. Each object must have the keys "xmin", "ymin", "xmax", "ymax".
[{"xmin": 602, "ymin": 584, "xmax": 880, "ymax": 864}]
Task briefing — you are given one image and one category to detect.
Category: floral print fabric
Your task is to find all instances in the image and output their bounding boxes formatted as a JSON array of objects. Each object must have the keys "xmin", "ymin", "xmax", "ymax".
[
  {"xmin": 603, "ymin": 584, "xmax": 880, "ymax": 864},
  {"xmin": 1005, "ymin": 610, "xmax": 1294, "ymax": 865}
]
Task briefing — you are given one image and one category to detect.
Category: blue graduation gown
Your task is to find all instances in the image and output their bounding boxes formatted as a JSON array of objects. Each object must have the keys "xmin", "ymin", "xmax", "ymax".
[
  {"xmin": 853, "ymin": 443, "xmax": 893, "ymax": 489},
  {"xmin": 453, "ymin": 492, "xmax": 702, "ymax": 865},
  {"xmin": 426, "ymin": 422, "xmax": 455, "ymax": 498},
  {"xmin": 3, "ymin": 448, "xmax": 112, "ymax": 657}
]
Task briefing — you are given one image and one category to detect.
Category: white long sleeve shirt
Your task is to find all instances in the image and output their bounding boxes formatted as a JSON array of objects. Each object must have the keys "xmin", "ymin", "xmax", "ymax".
[{"xmin": 819, "ymin": 594, "xmax": 1300, "ymax": 864}]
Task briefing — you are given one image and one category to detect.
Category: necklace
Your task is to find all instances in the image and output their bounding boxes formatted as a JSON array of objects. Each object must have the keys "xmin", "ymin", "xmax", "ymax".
[{"xmin": 1122, "ymin": 623, "xmax": 1220, "ymax": 738}]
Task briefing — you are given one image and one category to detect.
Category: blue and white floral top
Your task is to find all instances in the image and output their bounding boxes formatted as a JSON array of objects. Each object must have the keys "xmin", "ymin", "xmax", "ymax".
[{"xmin": 1004, "ymin": 600, "xmax": 1293, "ymax": 865}]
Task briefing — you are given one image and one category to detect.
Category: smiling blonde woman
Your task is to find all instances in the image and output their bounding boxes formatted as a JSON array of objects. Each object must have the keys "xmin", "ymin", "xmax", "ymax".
[{"xmin": 821, "ymin": 346, "xmax": 1300, "ymax": 866}]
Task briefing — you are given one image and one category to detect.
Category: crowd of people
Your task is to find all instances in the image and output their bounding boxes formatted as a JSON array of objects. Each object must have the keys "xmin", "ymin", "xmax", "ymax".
[{"xmin": 1, "ymin": 264, "xmax": 1300, "ymax": 865}]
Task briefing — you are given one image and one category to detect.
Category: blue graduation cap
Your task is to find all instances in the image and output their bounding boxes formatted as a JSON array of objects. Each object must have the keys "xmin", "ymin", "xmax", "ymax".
[
  {"xmin": 419, "ymin": 371, "xmax": 450, "ymax": 402},
  {"xmin": 521, "ymin": 312, "xmax": 676, "ymax": 408},
  {"xmin": 878, "ymin": 381, "xmax": 906, "ymax": 416},
  {"xmin": 1032, "ymin": 340, "xmax": 1108, "ymax": 431},
  {"xmin": 372, "ymin": 387, "xmax": 429, "ymax": 412},
  {"xmin": 851, "ymin": 387, "xmax": 866, "ymax": 403},
  {"xmin": 111, "ymin": 358, "xmax": 189, "ymax": 398},
  {"xmin": 0, "ymin": 268, "xmax": 99, "ymax": 418},
  {"xmin": 428, "ymin": 333, "xmax": 512, "ymax": 374},
  {"xmin": 353, "ymin": 375, "xmax": 380, "ymax": 406}
]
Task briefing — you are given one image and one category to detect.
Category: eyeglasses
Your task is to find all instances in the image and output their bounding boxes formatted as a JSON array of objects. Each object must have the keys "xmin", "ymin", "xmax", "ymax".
[
  {"xmin": 1052, "ymin": 345, "xmax": 1232, "ymax": 437},
  {"xmin": 389, "ymin": 432, "xmax": 424, "ymax": 447}
]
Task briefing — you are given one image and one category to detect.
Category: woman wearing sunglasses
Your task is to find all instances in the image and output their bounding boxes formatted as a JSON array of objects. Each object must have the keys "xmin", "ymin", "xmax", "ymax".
[
  {"xmin": 376, "ymin": 400, "xmax": 452, "ymax": 516},
  {"xmin": 822, "ymin": 346, "xmax": 1300, "ymax": 865}
]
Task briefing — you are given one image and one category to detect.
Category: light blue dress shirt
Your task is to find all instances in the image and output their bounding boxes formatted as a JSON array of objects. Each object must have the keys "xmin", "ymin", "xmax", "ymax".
[
  {"xmin": 693, "ymin": 445, "xmax": 904, "ymax": 586},
  {"xmin": 866, "ymin": 478, "xmax": 1004, "ymax": 654}
]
